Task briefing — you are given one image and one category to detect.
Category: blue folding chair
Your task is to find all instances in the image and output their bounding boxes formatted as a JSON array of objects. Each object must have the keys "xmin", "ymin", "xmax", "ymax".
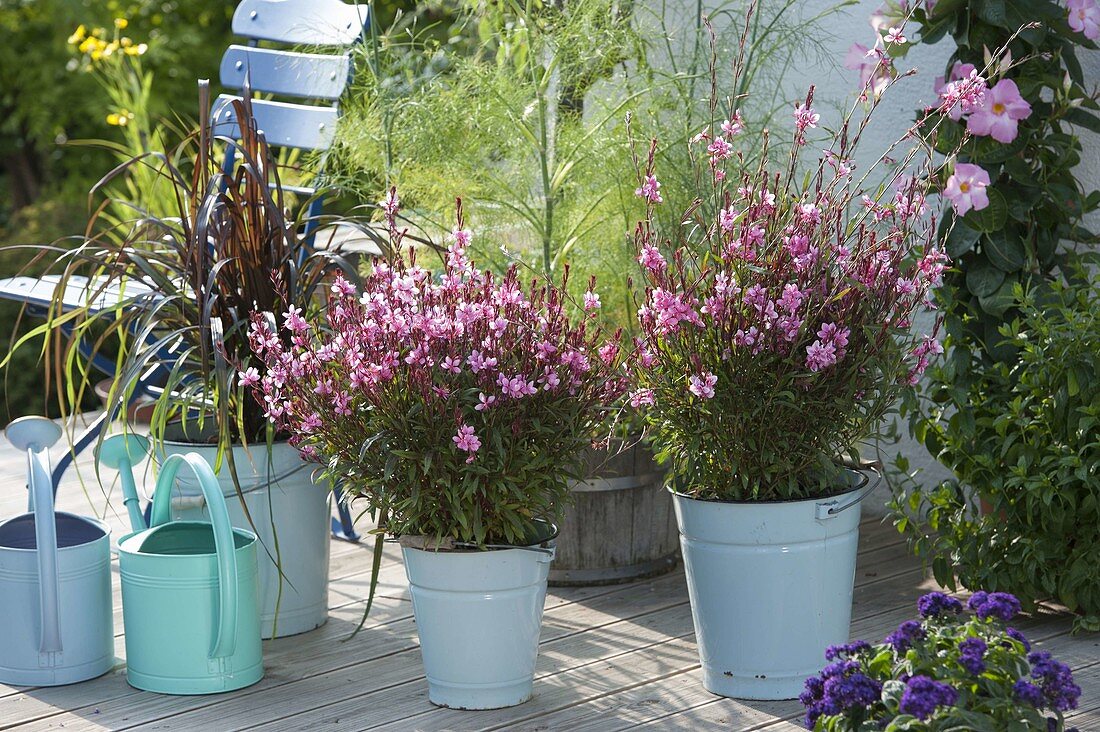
[{"xmin": 0, "ymin": 0, "xmax": 372, "ymax": 541}]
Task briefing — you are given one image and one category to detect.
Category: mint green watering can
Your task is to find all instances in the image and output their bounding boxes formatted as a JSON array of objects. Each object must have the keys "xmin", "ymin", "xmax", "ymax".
[{"xmin": 115, "ymin": 449, "xmax": 263, "ymax": 694}]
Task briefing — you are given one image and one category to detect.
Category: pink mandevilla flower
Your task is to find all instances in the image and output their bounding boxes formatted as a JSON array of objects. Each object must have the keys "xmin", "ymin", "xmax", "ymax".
[
  {"xmin": 1068, "ymin": 0, "xmax": 1100, "ymax": 40},
  {"xmin": 943, "ymin": 163, "xmax": 991, "ymax": 215},
  {"xmin": 966, "ymin": 79, "xmax": 1032, "ymax": 144}
]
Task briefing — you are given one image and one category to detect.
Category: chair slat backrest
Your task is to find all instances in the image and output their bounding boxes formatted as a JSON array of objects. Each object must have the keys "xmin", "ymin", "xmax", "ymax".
[
  {"xmin": 232, "ymin": 0, "xmax": 367, "ymax": 46},
  {"xmin": 220, "ymin": 45, "xmax": 351, "ymax": 100},
  {"xmin": 211, "ymin": 95, "xmax": 339, "ymax": 151},
  {"xmin": 215, "ymin": 2, "xmax": 365, "ymax": 155}
]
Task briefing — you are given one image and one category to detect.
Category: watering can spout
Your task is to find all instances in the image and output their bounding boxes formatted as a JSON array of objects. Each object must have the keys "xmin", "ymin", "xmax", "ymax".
[
  {"xmin": 5, "ymin": 417, "xmax": 63, "ymax": 512},
  {"xmin": 97, "ymin": 434, "xmax": 152, "ymax": 532}
]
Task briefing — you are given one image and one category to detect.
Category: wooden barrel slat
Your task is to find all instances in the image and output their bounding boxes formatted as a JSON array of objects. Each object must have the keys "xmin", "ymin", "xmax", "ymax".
[{"xmin": 549, "ymin": 440, "xmax": 680, "ymax": 586}]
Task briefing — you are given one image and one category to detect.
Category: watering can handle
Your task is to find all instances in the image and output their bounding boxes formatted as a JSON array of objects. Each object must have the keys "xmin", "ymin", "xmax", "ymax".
[
  {"xmin": 149, "ymin": 453, "xmax": 239, "ymax": 660},
  {"xmin": 29, "ymin": 444, "xmax": 63, "ymax": 658}
]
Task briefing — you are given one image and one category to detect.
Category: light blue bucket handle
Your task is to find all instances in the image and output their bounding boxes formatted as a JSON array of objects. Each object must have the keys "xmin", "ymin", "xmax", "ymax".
[{"xmin": 149, "ymin": 453, "xmax": 238, "ymax": 660}]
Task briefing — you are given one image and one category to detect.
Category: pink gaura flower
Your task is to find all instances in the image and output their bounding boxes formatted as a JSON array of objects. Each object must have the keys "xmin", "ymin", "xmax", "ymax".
[
  {"xmin": 734, "ymin": 326, "xmax": 760, "ymax": 349},
  {"xmin": 238, "ymin": 367, "xmax": 260, "ymax": 388},
  {"xmin": 688, "ymin": 371, "xmax": 717, "ymax": 399},
  {"xmin": 629, "ymin": 388, "xmax": 655, "ymax": 408},
  {"xmin": 938, "ymin": 68, "xmax": 987, "ymax": 120},
  {"xmin": 884, "ymin": 26, "xmax": 906, "ymax": 44},
  {"xmin": 300, "ymin": 412, "xmax": 323, "ymax": 432},
  {"xmin": 475, "ymin": 392, "xmax": 497, "ymax": 411},
  {"xmin": 721, "ymin": 113, "xmax": 744, "ymax": 137},
  {"xmin": 719, "ymin": 205, "xmax": 739, "ymax": 232},
  {"xmin": 452, "ymin": 424, "xmax": 481, "ymax": 463},
  {"xmin": 966, "ymin": 79, "xmax": 1032, "ymax": 143},
  {"xmin": 381, "ymin": 188, "xmax": 400, "ymax": 217},
  {"xmin": 933, "ymin": 62, "xmax": 976, "ymax": 121},
  {"xmin": 452, "ymin": 228, "xmax": 472, "ymax": 248},
  {"xmin": 283, "ymin": 305, "xmax": 309, "ymax": 333},
  {"xmin": 943, "ymin": 163, "xmax": 991, "ymax": 215},
  {"xmin": 497, "ymin": 373, "xmax": 538, "ymax": 399},
  {"xmin": 635, "ymin": 174, "xmax": 663, "ymax": 204},
  {"xmin": 793, "ymin": 103, "xmax": 820, "ymax": 145},
  {"xmin": 778, "ymin": 283, "xmax": 804, "ymax": 313},
  {"xmin": 1068, "ymin": 0, "xmax": 1100, "ymax": 40},
  {"xmin": 649, "ymin": 288, "xmax": 702, "ymax": 333},
  {"xmin": 708, "ymin": 137, "xmax": 733, "ymax": 160},
  {"xmin": 442, "ymin": 356, "xmax": 462, "ymax": 374},
  {"xmin": 638, "ymin": 245, "xmax": 667, "ymax": 274},
  {"xmin": 584, "ymin": 291, "xmax": 602, "ymax": 311},
  {"xmin": 806, "ymin": 341, "xmax": 838, "ymax": 372},
  {"xmin": 330, "ymin": 275, "xmax": 357, "ymax": 297}
]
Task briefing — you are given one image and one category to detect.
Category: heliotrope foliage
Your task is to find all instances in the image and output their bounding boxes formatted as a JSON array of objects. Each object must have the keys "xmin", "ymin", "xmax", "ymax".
[
  {"xmin": 801, "ymin": 591, "xmax": 1081, "ymax": 731},
  {"xmin": 628, "ymin": 19, "xmax": 969, "ymax": 500},
  {"xmin": 247, "ymin": 197, "xmax": 628, "ymax": 546}
]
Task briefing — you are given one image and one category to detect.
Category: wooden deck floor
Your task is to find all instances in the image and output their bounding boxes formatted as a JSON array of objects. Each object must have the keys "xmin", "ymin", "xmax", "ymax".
[{"xmin": 1, "ymin": 421, "xmax": 1098, "ymax": 731}]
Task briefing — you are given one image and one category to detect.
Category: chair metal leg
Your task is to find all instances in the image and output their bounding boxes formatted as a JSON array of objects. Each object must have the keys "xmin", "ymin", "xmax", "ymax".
[
  {"xmin": 51, "ymin": 410, "xmax": 111, "ymax": 493},
  {"xmin": 330, "ymin": 481, "xmax": 360, "ymax": 542}
]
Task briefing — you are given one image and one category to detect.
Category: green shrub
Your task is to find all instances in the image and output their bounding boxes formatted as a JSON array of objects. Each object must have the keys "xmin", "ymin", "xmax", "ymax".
[{"xmin": 892, "ymin": 257, "xmax": 1100, "ymax": 630}]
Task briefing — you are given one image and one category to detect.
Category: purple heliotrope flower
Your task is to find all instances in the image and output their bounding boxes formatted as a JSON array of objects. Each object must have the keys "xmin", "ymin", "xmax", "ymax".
[
  {"xmin": 900, "ymin": 675, "xmax": 958, "ymax": 720},
  {"xmin": 968, "ymin": 591, "xmax": 1021, "ymax": 622},
  {"xmin": 959, "ymin": 637, "xmax": 987, "ymax": 675},
  {"xmin": 1029, "ymin": 651, "xmax": 1082, "ymax": 712},
  {"xmin": 1005, "ymin": 627, "xmax": 1032, "ymax": 652},
  {"xmin": 825, "ymin": 640, "xmax": 871, "ymax": 661},
  {"xmin": 1015, "ymin": 679, "xmax": 1044, "ymax": 706},
  {"xmin": 885, "ymin": 620, "xmax": 926, "ymax": 653},
  {"xmin": 917, "ymin": 591, "xmax": 964, "ymax": 618},
  {"xmin": 800, "ymin": 659, "xmax": 882, "ymax": 729}
]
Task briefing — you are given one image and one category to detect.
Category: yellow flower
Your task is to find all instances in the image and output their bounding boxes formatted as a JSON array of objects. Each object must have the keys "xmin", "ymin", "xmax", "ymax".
[
  {"xmin": 90, "ymin": 48, "xmax": 103, "ymax": 61},
  {"xmin": 78, "ymin": 36, "xmax": 97, "ymax": 53},
  {"xmin": 124, "ymin": 43, "xmax": 147, "ymax": 56},
  {"xmin": 106, "ymin": 110, "xmax": 134, "ymax": 127},
  {"xmin": 67, "ymin": 24, "xmax": 86, "ymax": 45},
  {"xmin": 120, "ymin": 37, "xmax": 132, "ymax": 47},
  {"xmin": 114, "ymin": 18, "xmax": 128, "ymax": 30}
]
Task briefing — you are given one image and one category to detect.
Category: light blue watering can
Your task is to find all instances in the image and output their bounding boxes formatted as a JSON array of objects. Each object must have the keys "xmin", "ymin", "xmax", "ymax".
[
  {"xmin": 0, "ymin": 417, "xmax": 114, "ymax": 686},
  {"xmin": 105, "ymin": 437, "xmax": 263, "ymax": 695}
]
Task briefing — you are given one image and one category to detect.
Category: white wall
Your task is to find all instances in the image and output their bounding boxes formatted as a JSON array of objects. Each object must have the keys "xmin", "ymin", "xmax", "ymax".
[{"xmin": 663, "ymin": 0, "xmax": 1100, "ymax": 513}]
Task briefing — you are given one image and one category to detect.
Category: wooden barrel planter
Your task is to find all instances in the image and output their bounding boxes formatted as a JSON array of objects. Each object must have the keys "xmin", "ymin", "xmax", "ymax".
[{"xmin": 549, "ymin": 439, "xmax": 680, "ymax": 586}]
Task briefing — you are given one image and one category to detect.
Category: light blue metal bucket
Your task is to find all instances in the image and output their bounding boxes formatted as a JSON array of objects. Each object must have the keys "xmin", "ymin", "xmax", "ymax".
[{"xmin": 0, "ymin": 417, "xmax": 114, "ymax": 686}]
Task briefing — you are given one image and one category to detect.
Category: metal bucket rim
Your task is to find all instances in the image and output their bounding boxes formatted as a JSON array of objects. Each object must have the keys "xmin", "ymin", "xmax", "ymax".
[
  {"xmin": 667, "ymin": 468, "xmax": 869, "ymax": 506},
  {"xmin": 117, "ymin": 521, "xmax": 258, "ymax": 557},
  {"xmin": 398, "ymin": 519, "xmax": 559, "ymax": 554},
  {"xmin": 0, "ymin": 511, "xmax": 111, "ymax": 552}
]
